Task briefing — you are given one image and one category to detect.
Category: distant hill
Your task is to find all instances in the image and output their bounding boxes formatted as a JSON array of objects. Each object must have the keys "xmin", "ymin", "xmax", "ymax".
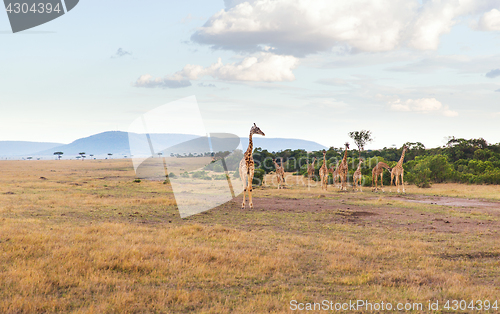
[
  {"xmin": 240, "ymin": 137, "xmax": 326, "ymax": 152},
  {"xmin": 0, "ymin": 141, "xmax": 63, "ymax": 157},
  {"xmin": 33, "ymin": 131, "xmax": 200, "ymax": 158},
  {"xmin": 1, "ymin": 131, "xmax": 326, "ymax": 159}
]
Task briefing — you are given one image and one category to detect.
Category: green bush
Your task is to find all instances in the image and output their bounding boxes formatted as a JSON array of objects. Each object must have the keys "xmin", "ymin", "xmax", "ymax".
[
  {"xmin": 213, "ymin": 164, "xmax": 224, "ymax": 173},
  {"xmin": 361, "ymin": 175, "xmax": 372, "ymax": 187},
  {"xmin": 411, "ymin": 162, "xmax": 431, "ymax": 188},
  {"xmin": 427, "ymin": 155, "xmax": 451, "ymax": 183},
  {"xmin": 192, "ymin": 171, "xmax": 212, "ymax": 180},
  {"xmin": 253, "ymin": 168, "xmax": 265, "ymax": 186}
]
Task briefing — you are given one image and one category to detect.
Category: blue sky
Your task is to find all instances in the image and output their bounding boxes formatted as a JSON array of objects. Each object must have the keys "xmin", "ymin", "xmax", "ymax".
[{"xmin": 1, "ymin": 0, "xmax": 499, "ymax": 149}]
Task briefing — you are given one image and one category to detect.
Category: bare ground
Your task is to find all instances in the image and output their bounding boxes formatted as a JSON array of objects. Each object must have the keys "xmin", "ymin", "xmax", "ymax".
[{"xmin": 206, "ymin": 192, "xmax": 500, "ymax": 235}]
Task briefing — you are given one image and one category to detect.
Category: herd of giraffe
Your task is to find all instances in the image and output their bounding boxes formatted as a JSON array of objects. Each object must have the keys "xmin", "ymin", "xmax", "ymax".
[{"xmin": 239, "ymin": 123, "xmax": 408, "ymax": 209}]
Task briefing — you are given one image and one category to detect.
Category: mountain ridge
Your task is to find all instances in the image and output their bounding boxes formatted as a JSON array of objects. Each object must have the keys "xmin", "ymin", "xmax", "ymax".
[{"xmin": 0, "ymin": 131, "xmax": 327, "ymax": 158}]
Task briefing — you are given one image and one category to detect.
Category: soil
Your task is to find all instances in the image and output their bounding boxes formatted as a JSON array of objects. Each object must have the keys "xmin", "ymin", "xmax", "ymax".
[{"xmin": 223, "ymin": 193, "xmax": 500, "ymax": 234}]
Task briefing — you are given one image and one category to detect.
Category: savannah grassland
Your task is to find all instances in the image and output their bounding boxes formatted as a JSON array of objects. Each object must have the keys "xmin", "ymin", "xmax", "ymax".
[{"xmin": 0, "ymin": 159, "xmax": 499, "ymax": 313}]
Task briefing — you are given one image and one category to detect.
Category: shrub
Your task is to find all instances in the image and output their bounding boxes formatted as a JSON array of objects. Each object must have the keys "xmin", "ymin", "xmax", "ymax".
[
  {"xmin": 213, "ymin": 164, "xmax": 224, "ymax": 173},
  {"xmin": 361, "ymin": 175, "xmax": 372, "ymax": 187},
  {"xmin": 253, "ymin": 168, "xmax": 265, "ymax": 186},
  {"xmin": 411, "ymin": 162, "xmax": 431, "ymax": 188},
  {"xmin": 192, "ymin": 171, "xmax": 212, "ymax": 180},
  {"xmin": 426, "ymin": 155, "xmax": 451, "ymax": 183}
]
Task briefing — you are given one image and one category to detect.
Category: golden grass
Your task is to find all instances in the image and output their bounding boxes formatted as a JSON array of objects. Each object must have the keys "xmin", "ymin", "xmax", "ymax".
[{"xmin": 0, "ymin": 161, "xmax": 499, "ymax": 313}]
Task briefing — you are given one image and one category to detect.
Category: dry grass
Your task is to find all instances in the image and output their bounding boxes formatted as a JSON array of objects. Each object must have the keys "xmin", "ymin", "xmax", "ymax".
[{"xmin": 1, "ymin": 161, "xmax": 499, "ymax": 313}]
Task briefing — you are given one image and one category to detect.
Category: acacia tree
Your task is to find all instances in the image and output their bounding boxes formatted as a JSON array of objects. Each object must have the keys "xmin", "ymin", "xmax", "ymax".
[
  {"xmin": 79, "ymin": 152, "xmax": 86, "ymax": 161},
  {"xmin": 54, "ymin": 151, "xmax": 64, "ymax": 160},
  {"xmin": 348, "ymin": 130, "xmax": 373, "ymax": 159}
]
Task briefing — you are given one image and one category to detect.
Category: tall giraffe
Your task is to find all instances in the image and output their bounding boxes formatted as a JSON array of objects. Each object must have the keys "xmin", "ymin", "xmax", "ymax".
[
  {"xmin": 337, "ymin": 142, "xmax": 350, "ymax": 191},
  {"xmin": 353, "ymin": 158, "xmax": 364, "ymax": 191},
  {"xmin": 239, "ymin": 123, "xmax": 265, "ymax": 209},
  {"xmin": 272, "ymin": 158, "xmax": 285, "ymax": 189},
  {"xmin": 319, "ymin": 150, "xmax": 328, "ymax": 190},
  {"xmin": 372, "ymin": 161, "xmax": 391, "ymax": 191},
  {"xmin": 391, "ymin": 145, "xmax": 408, "ymax": 193},
  {"xmin": 307, "ymin": 157, "xmax": 316, "ymax": 188}
]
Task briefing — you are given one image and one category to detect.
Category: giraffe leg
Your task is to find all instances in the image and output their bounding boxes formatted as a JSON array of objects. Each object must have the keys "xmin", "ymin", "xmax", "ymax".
[
  {"xmin": 401, "ymin": 173, "xmax": 405, "ymax": 193},
  {"xmin": 380, "ymin": 173, "xmax": 384, "ymax": 191},
  {"xmin": 396, "ymin": 175, "xmax": 400, "ymax": 193},
  {"xmin": 248, "ymin": 171, "xmax": 254, "ymax": 209},
  {"xmin": 241, "ymin": 173, "xmax": 247, "ymax": 209}
]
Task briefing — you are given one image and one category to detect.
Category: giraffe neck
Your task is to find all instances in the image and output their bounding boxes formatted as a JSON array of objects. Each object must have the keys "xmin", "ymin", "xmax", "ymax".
[
  {"xmin": 357, "ymin": 161, "xmax": 362, "ymax": 171},
  {"xmin": 246, "ymin": 131, "xmax": 254, "ymax": 156},
  {"xmin": 342, "ymin": 148, "xmax": 348, "ymax": 164},
  {"xmin": 323, "ymin": 154, "xmax": 326, "ymax": 167},
  {"xmin": 397, "ymin": 149, "xmax": 406, "ymax": 167}
]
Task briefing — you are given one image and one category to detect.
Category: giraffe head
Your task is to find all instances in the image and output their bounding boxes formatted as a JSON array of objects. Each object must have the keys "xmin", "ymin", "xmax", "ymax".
[
  {"xmin": 345, "ymin": 142, "xmax": 350, "ymax": 150},
  {"xmin": 322, "ymin": 149, "xmax": 326, "ymax": 156},
  {"xmin": 251, "ymin": 123, "xmax": 265, "ymax": 136}
]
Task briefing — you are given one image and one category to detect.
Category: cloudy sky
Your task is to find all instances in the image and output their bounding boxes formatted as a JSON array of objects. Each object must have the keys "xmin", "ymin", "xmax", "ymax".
[{"xmin": 1, "ymin": 0, "xmax": 499, "ymax": 149}]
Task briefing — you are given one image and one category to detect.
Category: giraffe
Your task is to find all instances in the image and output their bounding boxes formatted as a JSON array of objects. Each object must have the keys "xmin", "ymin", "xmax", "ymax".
[
  {"xmin": 307, "ymin": 157, "xmax": 316, "ymax": 188},
  {"xmin": 371, "ymin": 161, "xmax": 391, "ymax": 191},
  {"xmin": 319, "ymin": 150, "xmax": 328, "ymax": 190},
  {"xmin": 272, "ymin": 158, "xmax": 285, "ymax": 189},
  {"xmin": 329, "ymin": 160, "xmax": 341, "ymax": 188},
  {"xmin": 337, "ymin": 142, "xmax": 350, "ymax": 191},
  {"xmin": 391, "ymin": 145, "xmax": 408, "ymax": 193},
  {"xmin": 239, "ymin": 123, "xmax": 265, "ymax": 209},
  {"xmin": 353, "ymin": 158, "xmax": 364, "ymax": 191}
]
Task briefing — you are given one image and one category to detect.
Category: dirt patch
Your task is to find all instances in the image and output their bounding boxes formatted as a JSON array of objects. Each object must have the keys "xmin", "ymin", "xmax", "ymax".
[
  {"xmin": 388, "ymin": 195, "xmax": 500, "ymax": 209},
  {"xmin": 221, "ymin": 195, "xmax": 500, "ymax": 234}
]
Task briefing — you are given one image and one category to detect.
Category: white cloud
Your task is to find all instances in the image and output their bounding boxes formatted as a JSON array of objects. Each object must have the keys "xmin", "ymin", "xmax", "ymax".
[
  {"xmin": 478, "ymin": 8, "xmax": 500, "ymax": 31},
  {"xmin": 133, "ymin": 74, "xmax": 191, "ymax": 89},
  {"xmin": 136, "ymin": 53, "xmax": 299, "ymax": 88},
  {"xmin": 174, "ymin": 53, "xmax": 298, "ymax": 81},
  {"xmin": 390, "ymin": 98, "xmax": 458, "ymax": 116},
  {"xmin": 191, "ymin": 0, "xmax": 500, "ymax": 56}
]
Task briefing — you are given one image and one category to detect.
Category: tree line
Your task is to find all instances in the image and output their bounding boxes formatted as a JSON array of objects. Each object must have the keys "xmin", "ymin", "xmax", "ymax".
[{"xmin": 249, "ymin": 137, "xmax": 500, "ymax": 187}]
